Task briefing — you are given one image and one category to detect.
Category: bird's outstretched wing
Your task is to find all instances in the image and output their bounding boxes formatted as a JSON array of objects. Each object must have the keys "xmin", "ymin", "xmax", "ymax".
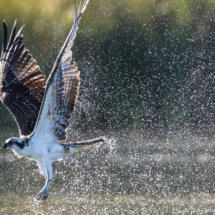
[
  {"xmin": 0, "ymin": 20, "xmax": 46, "ymax": 136},
  {"xmin": 32, "ymin": 0, "xmax": 89, "ymax": 141}
]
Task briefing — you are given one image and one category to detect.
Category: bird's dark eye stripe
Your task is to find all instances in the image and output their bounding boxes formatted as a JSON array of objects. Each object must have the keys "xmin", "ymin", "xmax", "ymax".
[{"xmin": 11, "ymin": 141, "xmax": 14, "ymax": 144}]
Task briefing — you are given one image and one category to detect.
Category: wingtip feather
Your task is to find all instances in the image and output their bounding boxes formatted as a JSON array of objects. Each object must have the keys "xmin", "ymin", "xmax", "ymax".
[
  {"xmin": 16, "ymin": 24, "xmax": 25, "ymax": 36},
  {"xmin": 7, "ymin": 19, "xmax": 17, "ymax": 50},
  {"xmin": 2, "ymin": 20, "xmax": 8, "ymax": 54},
  {"xmin": 80, "ymin": 0, "xmax": 90, "ymax": 14}
]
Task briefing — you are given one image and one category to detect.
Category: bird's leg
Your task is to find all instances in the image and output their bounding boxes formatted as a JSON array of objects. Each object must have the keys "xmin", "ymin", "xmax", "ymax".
[
  {"xmin": 36, "ymin": 158, "xmax": 52, "ymax": 201},
  {"xmin": 37, "ymin": 161, "xmax": 48, "ymax": 180}
]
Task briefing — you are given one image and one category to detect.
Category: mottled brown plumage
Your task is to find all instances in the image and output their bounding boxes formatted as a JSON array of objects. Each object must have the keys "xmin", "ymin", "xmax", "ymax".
[
  {"xmin": 33, "ymin": 10, "xmax": 81, "ymax": 141},
  {"xmin": 0, "ymin": 20, "xmax": 46, "ymax": 135},
  {"xmin": 0, "ymin": 15, "xmax": 81, "ymax": 140}
]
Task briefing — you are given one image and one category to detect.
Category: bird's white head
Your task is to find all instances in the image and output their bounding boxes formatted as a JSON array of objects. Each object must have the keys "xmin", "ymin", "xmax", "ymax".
[{"xmin": 3, "ymin": 137, "xmax": 29, "ymax": 150}]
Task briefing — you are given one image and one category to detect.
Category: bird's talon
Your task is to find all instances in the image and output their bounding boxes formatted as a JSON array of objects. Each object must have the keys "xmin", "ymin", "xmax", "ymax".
[{"xmin": 36, "ymin": 190, "xmax": 49, "ymax": 201}]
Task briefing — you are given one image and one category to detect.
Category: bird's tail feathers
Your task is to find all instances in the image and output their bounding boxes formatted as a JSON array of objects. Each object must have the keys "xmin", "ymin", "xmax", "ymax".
[{"xmin": 63, "ymin": 137, "xmax": 106, "ymax": 152}]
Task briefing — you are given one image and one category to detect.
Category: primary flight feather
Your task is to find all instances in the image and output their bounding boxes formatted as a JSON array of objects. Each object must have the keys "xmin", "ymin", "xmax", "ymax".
[{"xmin": 0, "ymin": 0, "xmax": 105, "ymax": 201}]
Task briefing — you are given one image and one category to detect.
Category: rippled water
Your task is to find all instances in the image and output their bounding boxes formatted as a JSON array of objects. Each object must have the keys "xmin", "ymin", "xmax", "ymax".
[{"xmin": 1, "ymin": 125, "xmax": 215, "ymax": 214}]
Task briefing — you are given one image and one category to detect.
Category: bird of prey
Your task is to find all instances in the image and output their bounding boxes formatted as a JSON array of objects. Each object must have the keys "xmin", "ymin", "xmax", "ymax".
[{"xmin": 0, "ymin": 0, "xmax": 105, "ymax": 201}]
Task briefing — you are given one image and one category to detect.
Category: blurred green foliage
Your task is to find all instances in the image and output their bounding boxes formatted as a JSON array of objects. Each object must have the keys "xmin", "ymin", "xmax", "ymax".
[{"xmin": 1, "ymin": 0, "xmax": 215, "ymax": 134}]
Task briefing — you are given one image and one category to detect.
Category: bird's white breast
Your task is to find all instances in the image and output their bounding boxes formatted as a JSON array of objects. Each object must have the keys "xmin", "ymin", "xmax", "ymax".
[{"xmin": 29, "ymin": 134, "xmax": 66, "ymax": 161}]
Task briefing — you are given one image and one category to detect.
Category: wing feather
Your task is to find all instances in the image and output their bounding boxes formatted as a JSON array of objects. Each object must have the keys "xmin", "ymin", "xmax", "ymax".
[
  {"xmin": 2, "ymin": 21, "xmax": 7, "ymax": 54},
  {"xmin": 0, "ymin": 20, "xmax": 46, "ymax": 136},
  {"xmin": 7, "ymin": 20, "xmax": 17, "ymax": 50},
  {"xmin": 32, "ymin": 0, "xmax": 89, "ymax": 141}
]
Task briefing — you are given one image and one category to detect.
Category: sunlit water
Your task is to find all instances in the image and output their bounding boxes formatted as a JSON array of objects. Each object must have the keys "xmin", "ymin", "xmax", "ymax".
[{"xmin": 1, "ymin": 125, "xmax": 215, "ymax": 214}]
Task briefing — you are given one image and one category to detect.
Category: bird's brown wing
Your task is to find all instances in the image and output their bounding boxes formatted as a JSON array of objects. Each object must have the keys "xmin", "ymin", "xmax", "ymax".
[
  {"xmin": 32, "ymin": 1, "xmax": 89, "ymax": 141},
  {"xmin": 0, "ymin": 20, "xmax": 46, "ymax": 136}
]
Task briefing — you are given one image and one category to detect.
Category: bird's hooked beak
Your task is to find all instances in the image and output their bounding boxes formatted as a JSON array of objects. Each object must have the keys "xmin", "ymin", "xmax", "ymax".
[{"xmin": 3, "ymin": 143, "xmax": 8, "ymax": 149}]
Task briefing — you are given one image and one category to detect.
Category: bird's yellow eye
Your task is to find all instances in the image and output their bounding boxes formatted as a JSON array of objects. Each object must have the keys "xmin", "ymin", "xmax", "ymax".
[{"xmin": 11, "ymin": 141, "xmax": 14, "ymax": 144}]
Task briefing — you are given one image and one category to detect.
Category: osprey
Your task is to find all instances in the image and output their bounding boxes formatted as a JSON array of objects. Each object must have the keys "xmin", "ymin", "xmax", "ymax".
[{"xmin": 0, "ymin": 0, "xmax": 105, "ymax": 201}]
